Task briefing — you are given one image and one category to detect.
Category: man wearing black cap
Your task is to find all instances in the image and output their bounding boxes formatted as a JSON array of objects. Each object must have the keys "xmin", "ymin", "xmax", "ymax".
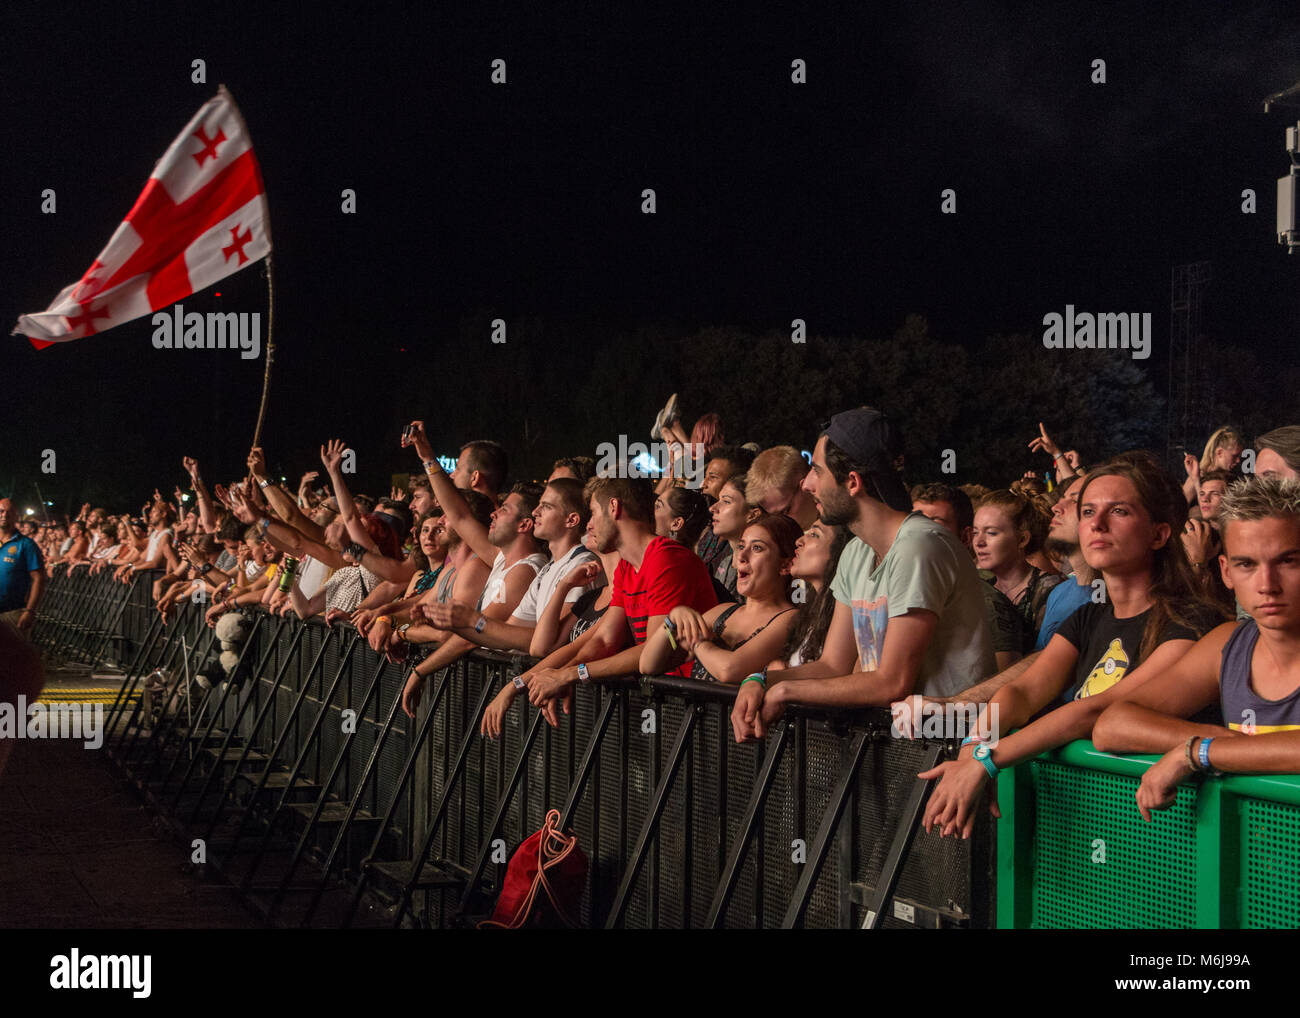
[{"xmin": 732, "ymin": 407, "xmax": 995, "ymax": 740}]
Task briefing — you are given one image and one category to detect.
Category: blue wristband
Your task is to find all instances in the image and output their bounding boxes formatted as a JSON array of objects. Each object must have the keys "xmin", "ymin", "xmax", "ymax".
[{"xmin": 1197, "ymin": 737, "xmax": 1218, "ymax": 774}]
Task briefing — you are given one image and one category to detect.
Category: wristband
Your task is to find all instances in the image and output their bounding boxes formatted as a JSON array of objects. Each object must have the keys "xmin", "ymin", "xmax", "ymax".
[
  {"xmin": 576, "ymin": 663, "xmax": 591, "ymax": 684},
  {"xmin": 199, "ymin": 562, "xmax": 212, "ymax": 576},
  {"xmin": 474, "ymin": 614, "xmax": 488, "ymax": 634},
  {"xmin": 1184, "ymin": 735, "xmax": 1199, "ymax": 772},
  {"xmin": 257, "ymin": 478, "xmax": 271, "ymax": 490},
  {"xmin": 377, "ymin": 615, "xmax": 392, "ymax": 626},
  {"xmin": 346, "ymin": 542, "xmax": 366, "ymax": 561},
  {"xmin": 664, "ymin": 617, "xmax": 678, "ymax": 650},
  {"xmin": 740, "ymin": 673, "xmax": 766, "ymax": 690},
  {"xmin": 513, "ymin": 675, "xmax": 527, "ymax": 691},
  {"xmin": 258, "ymin": 516, "xmax": 271, "ymax": 534},
  {"xmin": 1197, "ymin": 737, "xmax": 1220, "ymax": 776},
  {"xmin": 423, "ymin": 459, "xmax": 442, "ymax": 474},
  {"xmin": 961, "ymin": 733, "xmax": 989, "ymax": 747}
]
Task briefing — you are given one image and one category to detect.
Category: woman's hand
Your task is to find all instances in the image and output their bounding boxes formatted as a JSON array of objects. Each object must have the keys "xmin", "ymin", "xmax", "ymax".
[
  {"xmin": 1183, "ymin": 452, "xmax": 1200, "ymax": 482},
  {"xmin": 561, "ymin": 559, "xmax": 602, "ymax": 591},
  {"xmin": 668, "ymin": 605, "xmax": 711, "ymax": 651},
  {"xmin": 917, "ymin": 756, "xmax": 999, "ymax": 839}
]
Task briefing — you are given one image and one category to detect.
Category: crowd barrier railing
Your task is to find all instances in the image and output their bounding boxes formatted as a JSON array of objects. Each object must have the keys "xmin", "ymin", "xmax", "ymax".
[
  {"xmin": 34, "ymin": 568, "xmax": 990, "ymax": 928},
  {"xmin": 996, "ymin": 740, "xmax": 1300, "ymax": 929}
]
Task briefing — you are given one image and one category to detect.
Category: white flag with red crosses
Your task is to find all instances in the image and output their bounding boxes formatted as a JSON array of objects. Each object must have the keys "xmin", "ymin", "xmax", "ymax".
[{"xmin": 14, "ymin": 85, "xmax": 271, "ymax": 349}]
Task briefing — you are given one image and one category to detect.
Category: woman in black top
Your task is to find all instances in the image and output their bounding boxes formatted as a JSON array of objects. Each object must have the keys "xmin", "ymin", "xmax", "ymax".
[{"xmin": 921, "ymin": 454, "xmax": 1227, "ymax": 839}]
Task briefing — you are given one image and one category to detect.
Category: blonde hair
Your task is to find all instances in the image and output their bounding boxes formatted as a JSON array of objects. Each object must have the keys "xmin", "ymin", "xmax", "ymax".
[
  {"xmin": 1219, "ymin": 476, "xmax": 1300, "ymax": 527},
  {"xmin": 745, "ymin": 446, "xmax": 808, "ymax": 507},
  {"xmin": 1199, "ymin": 426, "xmax": 1243, "ymax": 474}
]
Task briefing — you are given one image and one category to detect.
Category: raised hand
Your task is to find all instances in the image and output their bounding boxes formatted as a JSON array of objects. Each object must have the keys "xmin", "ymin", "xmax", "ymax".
[
  {"xmin": 406, "ymin": 420, "xmax": 435, "ymax": 463},
  {"xmin": 228, "ymin": 487, "xmax": 258, "ymax": 525},
  {"xmin": 298, "ymin": 470, "xmax": 320, "ymax": 493},
  {"xmin": 320, "ymin": 438, "xmax": 346, "ymax": 474},
  {"xmin": 1028, "ymin": 422, "xmax": 1062, "ymax": 460},
  {"xmin": 183, "ymin": 455, "xmax": 199, "ymax": 478},
  {"xmin": 247, "ymin": 446, "xmax": 267, "ymax": 478}
]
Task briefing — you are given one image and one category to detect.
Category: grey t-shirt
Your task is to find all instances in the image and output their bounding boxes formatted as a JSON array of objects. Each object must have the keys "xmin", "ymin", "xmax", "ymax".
[{"xmin": 829, "ymin": 512, "xmax": 995, "ymax": 699}]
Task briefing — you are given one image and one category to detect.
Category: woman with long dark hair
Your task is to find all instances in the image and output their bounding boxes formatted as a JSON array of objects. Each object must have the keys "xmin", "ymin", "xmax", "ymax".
[
  {"xmin": 779, "ymin": 521, "xmax": 852, "ymax": 667},
  {"xmin": 920, "ymin": 454, "xmax": 1227, "ymax": 838}
]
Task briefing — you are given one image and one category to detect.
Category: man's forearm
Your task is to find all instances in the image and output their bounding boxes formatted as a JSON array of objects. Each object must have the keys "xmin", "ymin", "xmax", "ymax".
[
  {"xmin": 452, "ymin": 616, "xmax": 535, "ymax": 653},
  {"xmin": 1093, "ymin": 702, "xmax": 1237, "ymax": 755},
  {"xmin": 1203, "ymin": 731, "xmax": 1300, "ymax": 774},
  {"xmin": 777, "ymin": 670, "xmax": 907, "ymax": 709},
  {"xmin": 943, "ymin": 653, "xmax": 1038, "ymax": 705}
]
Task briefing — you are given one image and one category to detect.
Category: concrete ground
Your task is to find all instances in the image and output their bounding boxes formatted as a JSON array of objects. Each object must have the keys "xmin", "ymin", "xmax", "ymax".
[{"xmin": 0, "ymin": 664, "xmax": 258, "ymax": 929}]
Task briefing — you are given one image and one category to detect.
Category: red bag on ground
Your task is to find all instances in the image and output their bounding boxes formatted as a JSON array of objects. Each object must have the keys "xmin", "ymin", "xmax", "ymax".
[{"xmin": 480, "ymin": 809, "xmax": 587, "ymax": 928}]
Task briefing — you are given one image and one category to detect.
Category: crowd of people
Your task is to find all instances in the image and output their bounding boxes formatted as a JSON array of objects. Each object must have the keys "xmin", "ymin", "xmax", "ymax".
[{"xmin": 6, "ymin": 399, "xmax": 1300, "ymax": 827}]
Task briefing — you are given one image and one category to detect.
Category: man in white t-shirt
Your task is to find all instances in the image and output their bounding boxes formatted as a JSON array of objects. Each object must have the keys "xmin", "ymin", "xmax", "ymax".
[
  {"xmin": 732, "ymin": 406, "xmax": 995, "ymax": 741},
  {"xmin": 428, "ymin": 477, "xmax": 601, "ymax": 654}
]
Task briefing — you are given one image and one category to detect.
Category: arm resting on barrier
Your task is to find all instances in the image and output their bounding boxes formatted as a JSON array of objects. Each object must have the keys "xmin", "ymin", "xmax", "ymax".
[
  {"xmin": 1092, "ymin": 621, "xmax": 1235, "ymax": 754},
  {"xmin": 765, "ymin": 608, "xmax": 937, "ymax": 712}
]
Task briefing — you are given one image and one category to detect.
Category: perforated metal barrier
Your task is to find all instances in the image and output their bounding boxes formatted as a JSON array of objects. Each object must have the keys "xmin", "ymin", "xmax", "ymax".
[
  {"xmin": 38, "ymin": 566, "xmax": 1299, "ymax": 929},
  {"xmin": 996, "ymin": 741, "xmax": 1300, "ymax": 929}
]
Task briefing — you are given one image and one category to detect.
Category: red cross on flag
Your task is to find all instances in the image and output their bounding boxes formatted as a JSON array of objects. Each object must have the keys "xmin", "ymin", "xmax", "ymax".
[{"xmin": 14, "ymin": 85, "xmax": 271, "ymax": 350}]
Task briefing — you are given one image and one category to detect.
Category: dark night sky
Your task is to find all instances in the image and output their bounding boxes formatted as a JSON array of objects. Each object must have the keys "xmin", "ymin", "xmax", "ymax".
[{"xmin": 4, "ymin": 0, "xmax": 1300, "ymax": 510}]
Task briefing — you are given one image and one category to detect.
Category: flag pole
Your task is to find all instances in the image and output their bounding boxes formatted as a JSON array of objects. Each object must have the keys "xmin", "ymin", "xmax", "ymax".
[{"xmin": 252, "ymin": 252, "xmax": 275, "ymax": 448}]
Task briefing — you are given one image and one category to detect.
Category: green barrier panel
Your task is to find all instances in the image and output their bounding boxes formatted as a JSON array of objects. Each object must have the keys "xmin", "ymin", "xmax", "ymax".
[{"xmin": 997, "ymin": 740, "xmax": 1300, "ymax": 929}]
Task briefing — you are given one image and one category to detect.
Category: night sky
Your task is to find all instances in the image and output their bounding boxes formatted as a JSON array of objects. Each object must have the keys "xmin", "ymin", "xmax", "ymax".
[{"xmin": 4, "ymin": 1, "xmax": 1300, "ymax": 511}]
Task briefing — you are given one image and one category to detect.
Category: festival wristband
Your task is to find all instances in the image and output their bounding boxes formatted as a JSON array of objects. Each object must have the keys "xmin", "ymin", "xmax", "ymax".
[
  {"xmin": 961, "ymin": 734, "xmax": 989, "ymax": 747},
  {"xmin": 576, "ymin": 663, "xmax": 591, "ymax": 684},
  {"xmin": 513, "ymin": 675, "xmax": 527, "ymax": 691},
  {"xmin": 1197, "ymin": 737, "xmax": 1220, "ymax": 776},
  {"xmin": 740, "ymin": 673, "xmax": 766, "ymax": 690},
  {"xmin": 664, "ymin": 618, "xmax": 678, "ymax": 650},
  {"xmin": 474, "ymin": 614, "xmax": 488, "ymax": 634},
  {"xmin": 423, "ymin": 459, "xmax": 441, "ymax": 474}
]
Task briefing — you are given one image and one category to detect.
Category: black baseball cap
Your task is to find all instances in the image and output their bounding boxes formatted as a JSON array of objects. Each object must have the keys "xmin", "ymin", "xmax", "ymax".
[{"xmin": 821, "ymin": 407, "xmax": 912, "ymax": 512}]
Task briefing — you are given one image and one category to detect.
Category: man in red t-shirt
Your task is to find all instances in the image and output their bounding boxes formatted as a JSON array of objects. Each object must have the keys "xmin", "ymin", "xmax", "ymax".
[{"xmin": 523, "ymin": 476, "xmax": 716, "ymax": 711}]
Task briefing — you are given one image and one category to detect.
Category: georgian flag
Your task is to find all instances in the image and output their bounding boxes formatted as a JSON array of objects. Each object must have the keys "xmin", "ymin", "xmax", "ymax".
[{"xmin": 14, "ymin": 85, "xmax": 271, "ymax": 350}]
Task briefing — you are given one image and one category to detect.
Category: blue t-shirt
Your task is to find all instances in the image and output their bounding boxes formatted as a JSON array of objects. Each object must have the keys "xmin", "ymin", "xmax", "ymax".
[
  {"xmin": 1034, "ymin": 576, "xmax": 1093, "ymax": 651},
  {"xmin": 0, "ymin": 534, "xmax": 43, "ymax": 611}
]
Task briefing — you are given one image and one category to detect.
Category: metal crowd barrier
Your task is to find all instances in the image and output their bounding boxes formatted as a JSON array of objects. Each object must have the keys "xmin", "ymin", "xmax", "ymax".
[
  {"xmin": 35, "ymin": 567, "xmax": 991, "ymax": 928},
  {"xmin": 997, "ymin": 740, "xmax": 1300, "ymax": 929}
]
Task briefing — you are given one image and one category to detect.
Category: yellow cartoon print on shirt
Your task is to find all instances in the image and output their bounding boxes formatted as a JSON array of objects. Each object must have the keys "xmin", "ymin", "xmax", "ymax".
[{"xmin": 1074, "ymin": 638, "xmax": 1129, "ymax": 699}]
